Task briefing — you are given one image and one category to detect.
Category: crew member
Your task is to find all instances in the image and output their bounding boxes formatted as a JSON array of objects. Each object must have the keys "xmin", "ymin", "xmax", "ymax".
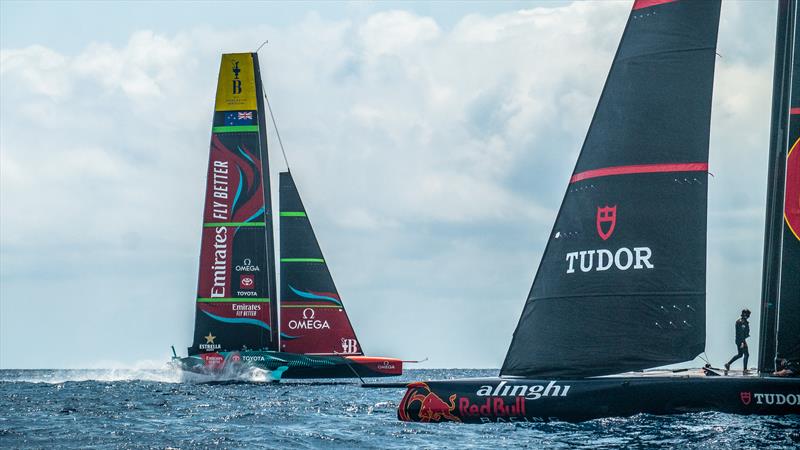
[
  {"xmin": 724, "ymin": 309, "xmax": 751, "ymax": 373},
  {"xmin": 773, "ymin": 358, "xmax": 799, "ymax": 377}
]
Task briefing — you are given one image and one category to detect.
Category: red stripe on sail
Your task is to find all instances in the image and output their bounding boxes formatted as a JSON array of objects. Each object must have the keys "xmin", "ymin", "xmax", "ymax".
[
  {"xmin": 570, "ymin": 162, "xmax": 708, "ymax": 183},
  {"xmin": 632, "ymin": 0, "xmax": 679, "ymax": 10},
  {"xmin": 790, "ymin": 107, "xmax": 800, "ymax": 115}
]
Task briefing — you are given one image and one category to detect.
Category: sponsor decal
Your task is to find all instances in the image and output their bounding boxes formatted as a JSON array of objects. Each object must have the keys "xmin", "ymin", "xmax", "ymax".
[
  {"xmin": 476, "ymin": 380, "xmax": 570, "ymax": 400},
  {"xmin": 742, "ymin": 392, "xmax": 800, "ymax": 406},
  {"xmin": 231, "ymin": 60, "xmax": 242, "ymax": 94},
  {"xmin": 210, "ymin": 160, "xmax": 230, "ymax": 219},
  {"xmin": 341, "ymin": 338, "xmax": 359, "ymax": 354},
  {"xmin": 785, "ymin": 139, "xmax": 800, "ymax": 241},
  {"xmin": 199, "ymin": 332, "xmax": 222, "ymax": 351},
  {"xmin": 740, "ymin": 391, "xmax": 751, "ymax": 405},
  {"xmin": 596, "ymin": 205, "xmax": 617, "ymax": 240},
  {"xmin": 242, "ymin": 354, "xmax": 266, "ymax": 362},
  {"xmin": 565, "ymin": 247, "xmax": 653, "ymax": 273},
  {"xmin": 376, "ymin": 360, "xmax": 396, "ymax": 371},
  {"xmin": 235, "ymin": 258, "xmax": 261, "ymax": 272},
  {"xmin": 215, "ymin": 54, "xmax": 257, "ymax": 111},
  {"xmin": 209, "ymin": 226, "xmax": 229, "ymax": 297},
  {"xmin": 232, "ymin": 303, "xmax": 261, "ymax": 317},
  {"xmin": 206, "ymin": 158, "xmax": 231, "ymax": 298},
  {"xmin": 398, "ymin": 383, "xmax": 461, "ymax": 423},
  {"xmin": 240, "ymin": 274, "xmax": 255, "ymax": 290},
  {"xmin": 229, "ymin": 353, "xmax": 241, "ymax": 363},
  {"xmin": 199, "ymin": 137, "xmax": 265, "ymax": 299},
  {"xmin": 565, "ymin": 205, "xmax": 654, "ymax": 274},
  {"xmin": 459, "ymin": 396, "xmax": 526, "ymax": 419},
  {"xmin": 287, "ymin": 308, "xmax": 331, "ymax": 330},
  {"xmin": 200, "ymin": 352, "xmax": 224, "ymax": 368},
  {"xmin": 236, "ymin": 259, "xmax": 260, "ymax": 296}
]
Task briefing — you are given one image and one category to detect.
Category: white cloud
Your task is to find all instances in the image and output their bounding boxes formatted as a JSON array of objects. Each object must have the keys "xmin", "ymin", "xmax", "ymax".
[
  {"xmin": 359, "ymin": 10, "xmax": 440, "ymax": 57},
  {"xmin": 0, "ymin": 1, "xmax": 780, "ymax": 368}
]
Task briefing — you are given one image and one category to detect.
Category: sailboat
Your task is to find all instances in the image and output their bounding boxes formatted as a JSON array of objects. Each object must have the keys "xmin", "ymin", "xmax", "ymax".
[
  {"xmin": 172, "ymin": 52, "xmax": 403, "ymax": 380},
  {"xmin": 397, "ymin": 0, "xmax": 800, "ymax": 422}
]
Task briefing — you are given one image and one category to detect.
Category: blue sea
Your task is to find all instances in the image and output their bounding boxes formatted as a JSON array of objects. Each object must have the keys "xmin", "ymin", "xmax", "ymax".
[{"xmin": 0, "ymin": 369, "xmax": 798, "ymax": 449}]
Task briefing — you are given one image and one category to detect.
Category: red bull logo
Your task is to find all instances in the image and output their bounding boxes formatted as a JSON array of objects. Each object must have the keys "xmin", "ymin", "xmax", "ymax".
[
  {"xmin": 398, "ymin": 382, "xmax": 461, "ymax": 423},
  {"xmin": 459, "ymin": 396, "xmax": 526, "ymax": 418}
]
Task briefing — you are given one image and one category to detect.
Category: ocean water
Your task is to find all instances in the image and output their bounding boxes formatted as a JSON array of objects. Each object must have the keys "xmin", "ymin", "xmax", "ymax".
[{"xmin": 0, "ymin": 368, "xmax": 798, "ymax": 449}]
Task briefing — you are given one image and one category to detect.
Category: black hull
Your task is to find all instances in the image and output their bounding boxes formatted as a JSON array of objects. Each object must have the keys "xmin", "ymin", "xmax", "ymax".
[
  {"xmin": 398, "ymin": 376, "xmax": 800, "ymax": 423},
  {"xmin": 176, "ymin": 351, "xmax": 402, "ymax": 379}
]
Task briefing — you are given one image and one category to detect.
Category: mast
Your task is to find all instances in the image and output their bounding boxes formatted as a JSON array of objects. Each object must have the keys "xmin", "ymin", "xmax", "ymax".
[
  {"xmin": 776, "ymin": 0, "xmax": 800, "ymax": 370},
  {"xmin": 759, "ymin": 0, "xmax": 796, "ymax": 374},
  {"xmin": 253, "ymin": 54, "xmax": 280, "ymax": 348}
]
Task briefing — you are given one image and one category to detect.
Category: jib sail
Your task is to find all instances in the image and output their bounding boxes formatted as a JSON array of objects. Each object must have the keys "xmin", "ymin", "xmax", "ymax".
[
  {"xmin": 278, "ymin": 171, "xmax": 363, "ymax": 356},
  {"xmin": 189, "ymin": 53, "xmax": 278, "ymax": 355},
  {"xmin": 761, "ymin": 0, "xmax": 800, "ymax": 372},
  {"xmin": 501, "ymin": 0, "xmax": 722, "ymax": 378}
]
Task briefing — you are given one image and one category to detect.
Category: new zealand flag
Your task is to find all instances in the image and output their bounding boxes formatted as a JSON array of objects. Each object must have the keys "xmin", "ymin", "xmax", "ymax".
[{"xmin": 225, "ymin": 111, "xmax": 256, "ymax": 126}]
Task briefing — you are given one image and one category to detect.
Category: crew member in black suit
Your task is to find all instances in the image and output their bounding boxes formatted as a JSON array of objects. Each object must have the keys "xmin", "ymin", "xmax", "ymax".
[{"xmin": 724, "ymin": 309, "xmax": 751, "ymax": 373}]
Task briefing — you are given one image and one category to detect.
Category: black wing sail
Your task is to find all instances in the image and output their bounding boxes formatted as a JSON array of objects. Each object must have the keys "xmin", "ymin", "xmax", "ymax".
[
  {"xmin": 501, "ymin": 0, "xmax": 721, "ymax": 378},
  {"xmin": 278, "ymin": 172, "xmax": 364, "ymax": 356},
  {"xmin": 188, "ymin": 53, "xmax": 278, "ymax": 355},
  {"xmin": 759, "ymin": 0, "xmax": 800, "ymax": 373},
  {"xmin": 777, "ymin": 1, "xmax": 800, "ymax": 368}
]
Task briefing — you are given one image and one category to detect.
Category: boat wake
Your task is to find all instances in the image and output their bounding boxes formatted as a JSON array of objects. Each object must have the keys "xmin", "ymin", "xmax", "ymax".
[
  {"xmin": 0, "ymin": 366, "xmax": 182, "ymax": 384},
  {"xmin": 176, "ymin": 363, "xmax": 283, "ymax": 384},
  {"xmin": 0, "ymin": 361, "xmax": 282, "ymax": 384}
]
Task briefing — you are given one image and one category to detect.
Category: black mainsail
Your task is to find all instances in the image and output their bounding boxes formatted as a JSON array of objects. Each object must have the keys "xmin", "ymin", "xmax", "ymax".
[
  {"xmin": 760, "ymin": 0, "xmax": 800, "ymax": 373},
  {"xmin": 501, "ymin": 0, "xmax": 722, "ymax": 378}
]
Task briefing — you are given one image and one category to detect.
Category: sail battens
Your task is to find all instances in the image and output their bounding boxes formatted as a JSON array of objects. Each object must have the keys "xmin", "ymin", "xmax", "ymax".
[
  {"xmin": 528, "ymin": 290, "xmax": 706, "ymax": 302},
  {"xmin": 570, "ymin": 162, "xmax": 708, "ymax": 183},
  {"xmin": 791, "ymin": 107, "xmax": 800, "ymax": 115},
  {"xmin": 281, "ymin": 258, "xmax": 325, "ymax": 263},
  {"xmin": 212, "ymin": 125, "xmax": 259, "ymax": 133},
  {"xmin": 632, "ymin": 0, "xmax": 679, "ymax": 11},
  {"xmin": 281, "ymin": 304, "xmax": 343, "ymax": 309},
  {"xmin": 197, "ymin": 298, "xmax": 270, "ymax": 303},
  {"xmin": 202, "ymin": 222, "xmax": 266, "ymax": 227},
  {"xmin": 280, "ymin": 211, "xmax": 307, "ymax": 217}
]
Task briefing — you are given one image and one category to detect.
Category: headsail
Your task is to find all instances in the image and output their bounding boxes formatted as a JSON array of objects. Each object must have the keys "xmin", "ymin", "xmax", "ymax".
[
  {"xmin": 760, "ymin": 0, "xmax": 800, "ymax": 372},
  {"xmin": 278, "ymin": 172, "xmax": 363, "ymax": 356},
  {"xmin": 188, "ymin": 53, "xmax": 278, "ymax": 355},
  {"xmin": 501, "ymin": 0, "xmax": 721, "ymax": 378}
]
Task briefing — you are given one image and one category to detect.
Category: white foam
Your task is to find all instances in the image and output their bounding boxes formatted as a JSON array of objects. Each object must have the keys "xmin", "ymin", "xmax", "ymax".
[{"xmin": 0, "ymin": 360, "xmax": 280, "ymax": 384}]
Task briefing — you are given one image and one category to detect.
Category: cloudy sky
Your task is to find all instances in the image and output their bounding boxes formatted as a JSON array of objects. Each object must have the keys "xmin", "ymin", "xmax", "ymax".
[{"xmin": 0, "ymin": 1, "xmax": 779, "ymax": 369}]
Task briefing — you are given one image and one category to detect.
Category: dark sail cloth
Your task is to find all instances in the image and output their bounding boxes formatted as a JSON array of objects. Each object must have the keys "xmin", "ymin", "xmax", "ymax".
[{"xmin": 726, "ymin": 318, "xmax": 750, "ymax": 370}]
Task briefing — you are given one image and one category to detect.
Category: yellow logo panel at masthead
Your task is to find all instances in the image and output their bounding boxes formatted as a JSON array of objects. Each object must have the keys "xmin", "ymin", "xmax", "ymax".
[{"xmin": 214, "ymin": 53, "xmax": 257, "ymax": 111}]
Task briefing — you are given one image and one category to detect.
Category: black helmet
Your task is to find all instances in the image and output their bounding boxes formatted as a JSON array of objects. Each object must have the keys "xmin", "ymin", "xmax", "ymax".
[{"xmin": 742, "ymin": 308, "xmax": 751, "ymax": 317}]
